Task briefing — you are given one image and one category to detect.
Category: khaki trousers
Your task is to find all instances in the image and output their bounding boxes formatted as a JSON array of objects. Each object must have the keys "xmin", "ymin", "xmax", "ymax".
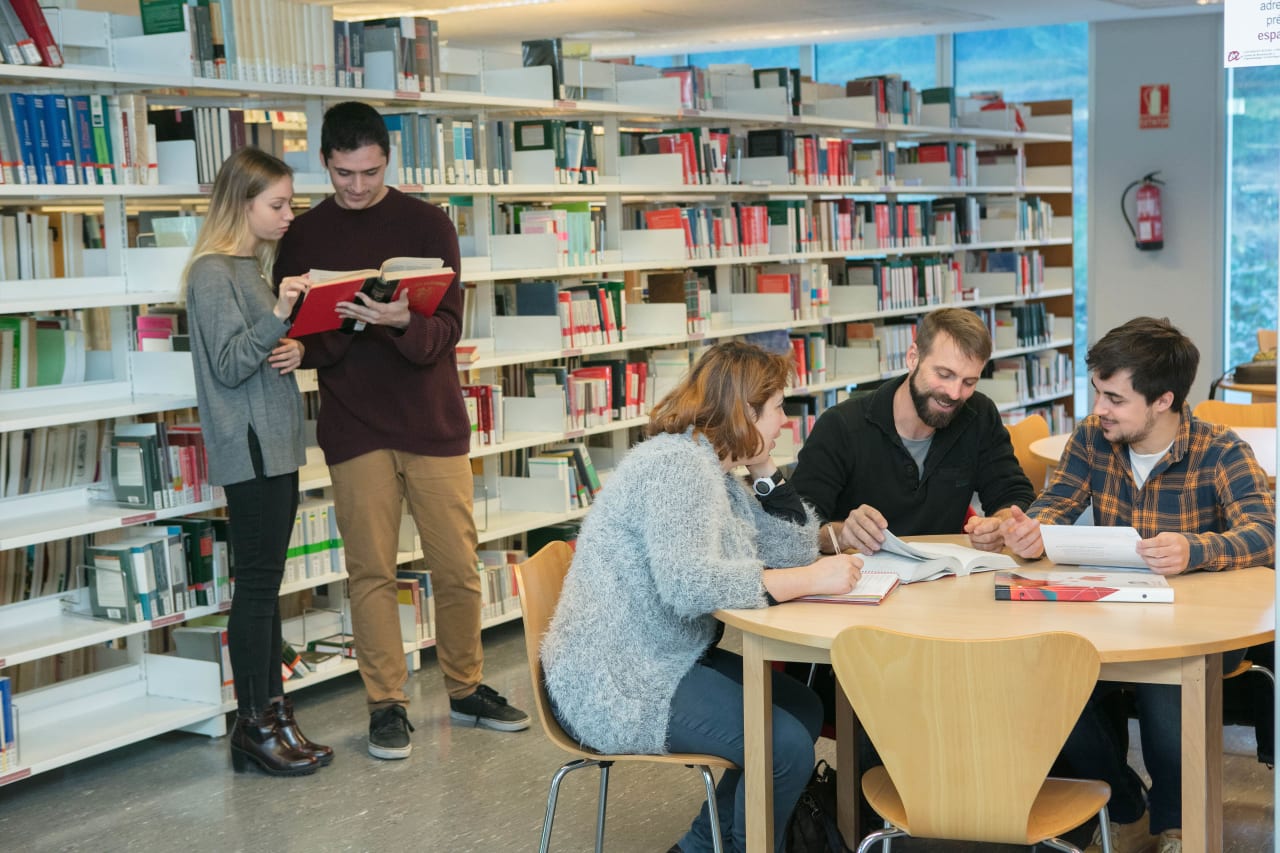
[{"xmin": 329, "ymin": 449, "xmax": 482, "ymax": 709}]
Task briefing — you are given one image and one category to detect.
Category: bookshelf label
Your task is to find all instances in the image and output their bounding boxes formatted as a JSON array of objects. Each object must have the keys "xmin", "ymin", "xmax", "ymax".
[
  {"xmin": 0, "ymin": 769, "xmax": 32, "ymax": 786},
  {"xmin": 121, "ymin": 513, "xmax": 157, "ymax": 525},
  {"xmin": 564, "ymin": 430, "xmax": 584, "ymax": 440},
  {"xmin": 152, "ymin": 613, "xmax": 185, "ymax": 628}
]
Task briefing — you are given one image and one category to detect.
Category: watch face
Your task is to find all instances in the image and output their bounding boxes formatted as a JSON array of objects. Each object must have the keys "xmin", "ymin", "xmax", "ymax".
[{"xmin": 753, "ymin": 478, "xmax": 773, "ymax": 496}]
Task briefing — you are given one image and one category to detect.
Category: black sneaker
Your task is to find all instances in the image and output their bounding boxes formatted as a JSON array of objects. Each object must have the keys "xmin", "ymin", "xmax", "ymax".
[
  {"xmin": 368, "ymin": 704, "xmax": 414, "ymax": 759},
  {"xmin": 449, "ymin": 684, "xmax": 531, "ymax": 732}
]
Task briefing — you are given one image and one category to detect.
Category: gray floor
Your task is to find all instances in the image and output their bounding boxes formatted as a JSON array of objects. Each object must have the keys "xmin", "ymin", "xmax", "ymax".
[{"xmin": 0, "ymin": 623, "xmax": 1273, "ymax": 853}]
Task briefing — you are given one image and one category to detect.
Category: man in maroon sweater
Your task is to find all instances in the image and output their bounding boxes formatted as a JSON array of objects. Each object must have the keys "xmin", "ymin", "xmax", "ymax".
[{"xmin": 276, "ymin": 102, "xmax": 528, "ymax": 760}]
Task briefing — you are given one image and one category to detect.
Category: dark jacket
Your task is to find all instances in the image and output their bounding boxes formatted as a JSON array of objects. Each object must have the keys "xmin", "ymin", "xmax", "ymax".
[{"xmin": 789, "ymin": 375, "xmax": 1034, "ymax": 534}]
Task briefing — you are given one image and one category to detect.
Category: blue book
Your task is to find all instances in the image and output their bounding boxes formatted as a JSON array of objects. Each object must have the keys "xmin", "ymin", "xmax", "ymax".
[
  {"xmin": 40, "ymin": 93, "xmax": 76, "ymax": 184},
  {"xmin": 984, "ymin": 251, "xmax": 1022, "ymax": 273},
  {"xmin": 7, "ymin": 93, "xmax": 39, "ymax": 184},
  {"xmin": 0, "ymin": 675, "xmax": 12, "ymax": 755},
  {"xmin": 27, "ymin": 94, "xmax": 55, "ymax": 184},
  {"xmin": 70, "ymin": 96, "xmax": 99, "ymax": 184}
]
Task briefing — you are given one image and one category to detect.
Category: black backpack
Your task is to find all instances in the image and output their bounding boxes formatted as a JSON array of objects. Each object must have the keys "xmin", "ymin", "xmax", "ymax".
[{"xmin": 785, "ymin": 761, "xmax": 852, "ymax": 853}]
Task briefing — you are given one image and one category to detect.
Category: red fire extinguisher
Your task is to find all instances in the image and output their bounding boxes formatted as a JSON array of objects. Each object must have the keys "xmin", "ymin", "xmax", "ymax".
[{"xmin": 1121, "ymin": 171, "xmax": 1164, "ymax": 251}]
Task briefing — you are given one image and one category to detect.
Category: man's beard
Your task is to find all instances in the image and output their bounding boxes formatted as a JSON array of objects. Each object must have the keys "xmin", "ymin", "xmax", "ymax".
[{"xmin": 908, "ymin": 367, "xmax": 961, "ymax": 430}]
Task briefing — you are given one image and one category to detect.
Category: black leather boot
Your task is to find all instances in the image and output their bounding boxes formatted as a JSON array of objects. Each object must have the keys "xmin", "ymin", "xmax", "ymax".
[
  {"xmin": 230, "ymin": 711, "xmax": 319, "ymax": 776},
  {"xmin": 272, "ymin": 697, "xmax": 334, "ymax": 766}
]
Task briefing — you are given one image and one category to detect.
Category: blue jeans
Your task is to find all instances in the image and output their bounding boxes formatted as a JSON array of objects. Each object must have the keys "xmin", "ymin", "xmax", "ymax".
[
  {"xmin": 667, "ymin": 647, "xmax": 824, "ymax": 853},
  {"xmin": 1062, "ymin": 649, "xmax": 1246, "ymax": 834}
]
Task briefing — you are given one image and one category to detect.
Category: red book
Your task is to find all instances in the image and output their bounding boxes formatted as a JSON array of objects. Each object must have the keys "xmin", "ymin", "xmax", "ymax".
[
  {"xmin": 756, "ymin": 273, "xmax": 792, "ymax": 295},
  {"xmin": 8, "ymin": 0, "xmax": 62, "ymax": 66},
  {"xmin": 644, "ymin": 207, "xmax": 685, "ymax": 231},
  {"xmin": 289, "ymin": 259, "xmax": 455, "ymax": 337}
]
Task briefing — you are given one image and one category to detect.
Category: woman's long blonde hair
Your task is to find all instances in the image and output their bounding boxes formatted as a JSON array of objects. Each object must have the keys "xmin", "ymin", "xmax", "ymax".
[{"xmin": 178, "ymin": 146, "xmax": 293, "ymax": 303}]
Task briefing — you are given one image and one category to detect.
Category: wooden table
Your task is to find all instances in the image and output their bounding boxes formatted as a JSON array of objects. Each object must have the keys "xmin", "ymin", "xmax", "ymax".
[
  {"xmin": 718, "ymin": 545, "xmax": 1275, "ymax": 853},
  {"xmin": 1217, "ymin": 378, "xmax": 1275, "ymax": 404},
  {"xmin": 1030, "ymin": 428, "xmax": 1277, "ymax": 484}
]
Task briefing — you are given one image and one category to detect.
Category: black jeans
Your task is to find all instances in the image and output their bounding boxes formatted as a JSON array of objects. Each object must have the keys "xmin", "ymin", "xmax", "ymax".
[{"xmin": 224, "ymin": 427, "xmax": 299, "ymax": 716}]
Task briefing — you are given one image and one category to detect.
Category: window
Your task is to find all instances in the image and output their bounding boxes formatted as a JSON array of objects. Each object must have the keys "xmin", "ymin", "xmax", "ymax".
[
  {"xmin": 1225, "ymin": 66, "xmax": 1280, "ymax": 369},
  {"xmin": 814, "ymin": 36, "xmax": 936, "ymax": 88},
  {"xmin": 954, "ymin": 24, "xmax": 1089, "ymax": 408},
  {"xmin": 685, "ymin": 47, "xmax": 803, "ymax": 70}
]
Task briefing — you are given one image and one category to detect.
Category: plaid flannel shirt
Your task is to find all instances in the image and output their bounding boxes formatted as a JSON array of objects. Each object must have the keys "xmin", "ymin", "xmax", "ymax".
[{"xmin": 1030, "ymin": 405, "xmax": 1275, "ymax": 571}]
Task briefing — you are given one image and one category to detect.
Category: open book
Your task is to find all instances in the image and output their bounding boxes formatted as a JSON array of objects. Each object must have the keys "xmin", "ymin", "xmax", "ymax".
[
  {"xmin": 994, "ymin": 569, "xmax": 1173, "ymax": 603},
  {"xmin": 856, "ymin": 530, "xmax": 1017, "ymax": 584},
  {"xmin": 288, "ymin": 257, "xmax": 455, "ymax": 337}
]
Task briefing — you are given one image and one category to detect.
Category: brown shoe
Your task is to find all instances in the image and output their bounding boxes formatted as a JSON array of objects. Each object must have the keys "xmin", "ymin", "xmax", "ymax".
[
  {"xmin": 272, "ymin": 697, "xmax": 334, "ymax": 766},
  {"xmin": 1086, "ymin": 818, "xmax": 1157, "ymax": 853},
  {"xmin": 230, "ymin": 712, "xmax": 318, "ymax": 776}
]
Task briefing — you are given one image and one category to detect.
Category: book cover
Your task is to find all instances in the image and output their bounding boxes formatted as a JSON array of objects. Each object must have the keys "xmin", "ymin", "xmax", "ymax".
[
  {"xmin": 993, "ymin": 569, "xmax": 1174, "ymax": 603},
  {"xmin": 290, "ymin": 258, "xmax": 454, "ymax": 337}
]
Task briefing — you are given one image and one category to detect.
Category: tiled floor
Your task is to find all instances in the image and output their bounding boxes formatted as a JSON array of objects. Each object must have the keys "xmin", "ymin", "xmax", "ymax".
[{"xmin": 0, "ymin": 622, "xmax": 1273, "ymax": 852}]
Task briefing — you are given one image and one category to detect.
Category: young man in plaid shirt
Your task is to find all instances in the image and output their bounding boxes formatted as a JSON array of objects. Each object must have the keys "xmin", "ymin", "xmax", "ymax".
[{"xmin": 1002, "ymin": 316, "xmax": 1276, "ymax": 853}]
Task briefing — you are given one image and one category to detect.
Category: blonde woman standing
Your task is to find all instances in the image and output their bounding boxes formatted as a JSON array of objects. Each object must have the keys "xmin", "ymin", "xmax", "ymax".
[{"xmin": 182, "ymin": 146, "xmax": 326, "ymax": 776}]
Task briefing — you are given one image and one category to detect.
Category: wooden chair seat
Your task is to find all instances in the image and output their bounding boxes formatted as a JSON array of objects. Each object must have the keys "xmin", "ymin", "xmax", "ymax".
[{"xmin": 863, "ymin": 767, "xmax": 1110, "ymax": 845}]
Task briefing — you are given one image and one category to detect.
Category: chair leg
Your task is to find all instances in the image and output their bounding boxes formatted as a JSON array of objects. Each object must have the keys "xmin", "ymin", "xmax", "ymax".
[
  {"xmin": 881, "ymin": 819, "xmax": 893, "ymax": 853},
  {"xmin": 855, "ymin": 828, "xmax": 906, "ymax": 853},
  {"xmin": 696, "ymin": 765, "xmax": 725, "ymax": 853},
  {"xmin": 539, "ymin": 758, "xmax": 598, "ymax": 853},
  {"xmin": 1250, "ymin": 663, "xmax": 1276, "ymax": 688},
  {"xmin": 594, "ymin": 761, "xmax": 612, "ymax": 853},
  {"xmin": 1040, "ymin": 838, "xmax": 1084, "ymax": 853}
]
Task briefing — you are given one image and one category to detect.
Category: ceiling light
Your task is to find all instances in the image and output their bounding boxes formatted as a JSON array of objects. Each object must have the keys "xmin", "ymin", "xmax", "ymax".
[{"xmin": 399, "ymin": 0, "xmax": 557, "ymax": 15}]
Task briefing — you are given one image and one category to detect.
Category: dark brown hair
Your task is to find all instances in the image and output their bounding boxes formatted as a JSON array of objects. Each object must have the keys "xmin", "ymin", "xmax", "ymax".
[
  {"xmin": 1087, "ymin": 316, "xmax": 1199, "ymax": 409},
  {"xmin": 647, "ymin": 341, "xmax": 794, "ymax": 462},
  {"xmin": 916, "ymin": 307, "xmax": 992, "ymax": 363}
]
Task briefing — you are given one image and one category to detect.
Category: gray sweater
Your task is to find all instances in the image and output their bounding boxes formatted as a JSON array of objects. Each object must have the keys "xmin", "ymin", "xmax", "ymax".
[
  {"xmin": 185, "ymin": 254, "xmax": 306, "ymax": 486},
  {"xmin": 541, "ymin": 431, "xmax": 820, "ymax": 755}
]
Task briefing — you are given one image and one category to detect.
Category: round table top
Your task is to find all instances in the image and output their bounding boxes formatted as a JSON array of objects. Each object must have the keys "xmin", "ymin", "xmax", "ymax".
[
  {"xmin": 1028, "ymin": 428, "xmax": 1276, "ymax": 479},
  {"xmin": 720, "ymin": 547, "xmax": 1274, "ymax": 664}
]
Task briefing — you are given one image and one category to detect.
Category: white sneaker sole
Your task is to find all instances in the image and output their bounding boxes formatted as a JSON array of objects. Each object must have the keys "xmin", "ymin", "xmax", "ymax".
[
  {"xmin": 448, "ymin": 710, "xmax": 530, "ymax": 732},
  {"xmin": 367, "ymin": 741, "xmax": 412, "ymax": 759}
]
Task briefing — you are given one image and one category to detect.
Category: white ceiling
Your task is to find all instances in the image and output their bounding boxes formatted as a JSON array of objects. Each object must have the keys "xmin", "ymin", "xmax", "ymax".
[{"xmin": 314, "ymin": 0, "xmax": 1223, "ymax": 57}]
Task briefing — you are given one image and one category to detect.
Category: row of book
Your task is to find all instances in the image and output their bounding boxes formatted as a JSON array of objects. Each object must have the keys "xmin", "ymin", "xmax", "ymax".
[
  {"xmin": 105, "ymin": 421, "xmax": 219, "ymax": 511},
  {"xmin": 981, "ymin": 351, "xmax": 1075, "ymax": 407},
  {"xmin": 985, "ymin": 302, "xmax": 1063, "ymax": 350},
  {"xmin": 1000, "ymin": 402, "xmax": 1075, "ymax": 436},
  {"xmin": 493, "ymin": 278, "xmax": 628, "ymax": 349},
  {"xmin": 173, "ymin": 625, "xmax": 235, "ymax": 703},
  {"xmin": 527, "ymin": 444, "xmax": 604, "ymax": 510},
  {"xmin": 0, "ymin": 538, "xmax": 85, "ymax": 605},
  {"xmin": 0, "ymin": 0, "xmax": 59, "ymax": 67},
  {"xmin": 476, "ymin": 550, "xmax": 523, "ymax": 623},
  {"xmin": 1, "ymin": 419, "xmax": 100, "ymax": 499},
  {"xmin": 282, "ymin": 498, "xmax": 346, "ymax": 587},
  {"xmin": 0, "ymin": 315, "xmax": 89, "ymax": 391},
  {"xmin": 846, "ymin": 257, "xmax": 963, "ymax": 313},
  {"xmin": 86, "ymin": 516, "xmax": 232, "ymax": 623}
]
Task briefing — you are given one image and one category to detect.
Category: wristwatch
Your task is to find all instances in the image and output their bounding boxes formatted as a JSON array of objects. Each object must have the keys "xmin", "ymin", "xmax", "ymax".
[{"xmin": 752, "ymin": 470, "xmax": 785, "ymax": 496}]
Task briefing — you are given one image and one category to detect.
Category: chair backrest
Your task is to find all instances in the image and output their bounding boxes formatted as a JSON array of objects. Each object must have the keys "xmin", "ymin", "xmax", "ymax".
[
  {"xmin": 1258, "ymin": 329, "xmax": 1277, "ymax": 354},
  {"xmin": 514, "ymin": 541, "xmax": 581, "ymax": 752},
  {"xmin": 1192, "ymin": 399, "xmax": 1276, "ymax": 428},
  {"xmin": 1006, "ymin": 413, "xmax": 1051, "ymax": 490},
  {"xmin": 830, "ymin": 627, "xmax": 1100, "ymax": 844}
]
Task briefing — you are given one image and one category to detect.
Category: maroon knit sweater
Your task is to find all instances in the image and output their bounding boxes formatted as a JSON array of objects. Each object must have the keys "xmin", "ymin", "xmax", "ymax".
[{"xmin": 275, "ymin": 188, "xmax": 470, "ymax": 464}]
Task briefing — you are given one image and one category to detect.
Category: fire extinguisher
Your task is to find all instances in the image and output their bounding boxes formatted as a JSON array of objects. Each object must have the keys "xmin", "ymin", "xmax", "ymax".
[{"xmin": 1121, "ymin": 171, "xmax": 1165, "ymax": 251}]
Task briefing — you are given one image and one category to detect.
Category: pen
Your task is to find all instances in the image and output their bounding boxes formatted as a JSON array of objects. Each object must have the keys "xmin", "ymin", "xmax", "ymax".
[{"xmin": 828, "ymin": 524, "xmax": 841, "ymax": 555}]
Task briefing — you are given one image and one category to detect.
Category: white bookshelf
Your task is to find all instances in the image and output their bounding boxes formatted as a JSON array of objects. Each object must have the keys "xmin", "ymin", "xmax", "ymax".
[{"xmin": 0, "ymin": 47, "xmax": 1076, "ymax": 787}]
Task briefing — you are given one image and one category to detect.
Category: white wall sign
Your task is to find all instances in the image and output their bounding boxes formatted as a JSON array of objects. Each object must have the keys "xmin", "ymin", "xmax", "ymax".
[{"xmin": 1225, "ymin": 0, "xmax": 1280, "ymax": 68}]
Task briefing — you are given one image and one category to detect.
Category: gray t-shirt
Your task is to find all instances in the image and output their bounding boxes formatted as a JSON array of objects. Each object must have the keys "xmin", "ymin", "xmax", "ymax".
[
  {"xmin": 186, "ymin": 254, "xmax": 306, "ymax": 486},
  {"xmin": 901, "ymin": 434, "xmax": 932, "ymax": 480}
]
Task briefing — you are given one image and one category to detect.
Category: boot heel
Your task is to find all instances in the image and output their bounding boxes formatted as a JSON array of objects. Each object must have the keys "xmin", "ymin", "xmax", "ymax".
[{"xmin": 230, "ymin": 747, "xmax": 249, "ymax": 773}]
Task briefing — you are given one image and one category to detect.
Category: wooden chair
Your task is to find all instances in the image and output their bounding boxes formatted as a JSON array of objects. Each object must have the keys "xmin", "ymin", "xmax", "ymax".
[
  {"xmin": 830, "ymin": 627, "xmax": 1111, "ymax": 853},
  {"xmin": 515, "ymin": 542, "xmax": 736, "ymax": 853},
  {"xmin": 1192, "ymin": 399, "xmax": 1276, "ymax": 428},
  {"xmin": 1007, "ymin": 413, "xmax": 1051, "ymax": 489},
  {"xmin": 1258, "ymin": 329, "xmax": 1277, "ymax": 355}
]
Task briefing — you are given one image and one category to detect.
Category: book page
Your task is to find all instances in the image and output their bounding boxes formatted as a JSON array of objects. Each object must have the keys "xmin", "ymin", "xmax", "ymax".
[
  {"xmin": 899, "ymin": 539, "xmax": 1017, "ymax": 573},
  {"xmin": 1040, "ymin": 525, "xmax": 1147, "ymax": 570},
  {"xmin": 799, "ymin": 571, "xmax": 899, "ymax": 603},
  {"xmin": 380, "ymin": 256, "xmax": 444, "ymax": 276},
  {"xmin": 857, "ymin": 549, "xmax": 952, "ymax": 584}
]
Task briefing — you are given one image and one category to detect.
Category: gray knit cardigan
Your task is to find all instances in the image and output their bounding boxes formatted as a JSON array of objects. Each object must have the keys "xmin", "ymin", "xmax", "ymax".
[
  {"xmin": 186, "ymin": 254, "xmax": 306, "ymax": 486},
  {"xmin": 541, "ymin": 430, "xmax": 820, "ymax": 755}
]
